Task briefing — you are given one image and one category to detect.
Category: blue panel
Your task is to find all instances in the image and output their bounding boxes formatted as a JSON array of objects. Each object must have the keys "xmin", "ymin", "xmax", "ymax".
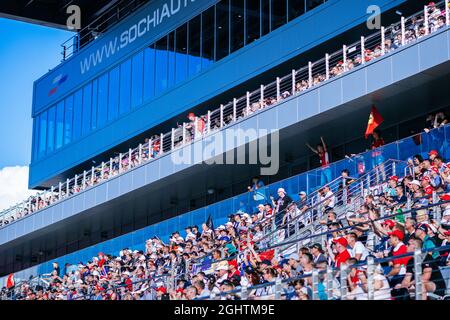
[
  {"xmin": 119, "ymin": 60, "xmax": 131, "ymax": 115},
  {"xmin": 319, "ymin": 79, "xmax": 342, "ymax": 112},
  {"xmin": 38, "ymin": 111, "xmax": 47, "ymax": 158},
  {"xmin": 109, "ymin": 66, "xmax": 120, "ymax": 120},
  {"xmin": 298, "ymin": 90, "xmax": 319, "ymax": 120},
  {"xmin": 143, "ymin": 46, "xmax": 155, "ymax": 101},
  {"xmin": 342, "ymin": 68, "xmax": 367, "ymax": 103},
  {"xmin": 168, "ymin": 32, "xmax": 176, "ymax": 88},
  {"xmin": 175, "ymin": 24, "xmax": 188, "ymax": 83},
  {"xmin": 72, "ymin": 89, "xmax": 83, "ymax": 141},
  {"xmin": 131, "ymin": 51, "xmax": 144, "ymax": 109},
  {"xmin": 132, "ymin": 166, "xmax": 146, "ymax": 189},
  {"xmin": 95, "ymin": 183, "xmax": 108, "ymax": 204},
  {"xmin": 64, "ymin": 95, "xmax": 73, "ymax": 145},
  {"xmin": 155, "ymin": 36, "xmax": 168, "ymax": 95},
  {"xmin": 392, "ymin": 45, "xmax": 420, "ymax": 82},
  {"xmin": 419, "ymin": 31, "xmax": 449, "ymax": 71},
  {"xmin": 120, "ymin": 174, "xmax": 133, "ymax": 195},
  {"xmin": 46, "ymin": 106, "xmax": 56, "ymax": 154},
  {"xmin": 366, "ymin": 58, "xmax": 391, "ymax": 93},
  {"xmin": 82, "ymin": 83, "xmax": 92, "ymax": 136},
  {"xmin": 55, "ymin": 101, "xmax": 64, "ymax": 150},
  {"xmin": 145, "ymin": 160, "xmax": 159, "ymax": 184},
  {"xmin": 97, "ymin": 73, "xmax": 109, "ymax": 127},
  {"xmin": 91, "ymin": 80, "xmax": 98, "ymax": 131},
  {"xmin": 277, "ymin": 98, "xmax": 298, "ymax": 128},
  {"xmin": 258, "ymin": 106, "xmax": 279, "ymax": 131},
  {"xmin": 108, "ymin": 178, "xmax": 120, "ymax": 199}
]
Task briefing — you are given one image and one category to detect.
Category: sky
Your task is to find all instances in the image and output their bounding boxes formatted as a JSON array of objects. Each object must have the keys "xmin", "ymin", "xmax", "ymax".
[{"xmin": 0, "ymin": 18, "xmax": 72, "ymax": 210}]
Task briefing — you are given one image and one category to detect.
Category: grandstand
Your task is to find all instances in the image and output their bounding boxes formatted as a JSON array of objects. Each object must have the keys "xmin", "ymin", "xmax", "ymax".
[{"xmin": 1, "ymin": 0, "xmax": 450, "ymax": 300}]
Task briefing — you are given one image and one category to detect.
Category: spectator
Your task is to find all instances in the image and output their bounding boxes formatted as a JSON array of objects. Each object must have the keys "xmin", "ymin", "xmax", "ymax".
[{"xmin": 306, "ymin": 136, "xmax": 331, "ymax": 185}]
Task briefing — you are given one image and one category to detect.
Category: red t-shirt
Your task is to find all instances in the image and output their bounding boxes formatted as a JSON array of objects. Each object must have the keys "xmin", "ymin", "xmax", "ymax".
[
  {"xmin": 319, "ymin": 151, "xmax": 330, "ymax": 168},
  {"xmin": 392, "ymin": 243, "xmax": 410, "ymax": 266},
  {"xmin": 424, "ymin": 185, "xmax": 434, "ymax": 195},
  {"xmin": 335, "ymin": 249, "xmax": 351, "ymax": 267}
]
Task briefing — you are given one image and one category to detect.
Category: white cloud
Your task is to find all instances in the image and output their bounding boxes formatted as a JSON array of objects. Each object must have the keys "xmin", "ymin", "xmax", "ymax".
[{"xmin": 0, "ymin": 166, "xmax": 37, "ymax": 212}]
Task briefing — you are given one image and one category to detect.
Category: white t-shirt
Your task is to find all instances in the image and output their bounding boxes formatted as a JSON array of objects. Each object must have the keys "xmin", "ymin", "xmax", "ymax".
[
  {"xmin": 321, "ymin": 191, "xmax": 335, "ymax": 208},
  {"xmin": 350, "ymin": 241, "xmax": 369, "ymax": 261}
]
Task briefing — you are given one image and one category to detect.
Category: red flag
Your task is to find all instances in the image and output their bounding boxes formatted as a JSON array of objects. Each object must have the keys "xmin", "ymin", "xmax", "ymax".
[
  {"xmin": 365, "ymin": 105, "xmax": 384, "ymax": 139},
  {"xmin": 6, "ymin": 274, "xmax": 15, "ymax": 289}
]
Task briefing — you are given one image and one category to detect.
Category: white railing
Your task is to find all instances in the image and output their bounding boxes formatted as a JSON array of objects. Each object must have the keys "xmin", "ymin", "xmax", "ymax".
[{"xmin": 1, "ymin": 1, "xmax": 448, "ymax": 229}]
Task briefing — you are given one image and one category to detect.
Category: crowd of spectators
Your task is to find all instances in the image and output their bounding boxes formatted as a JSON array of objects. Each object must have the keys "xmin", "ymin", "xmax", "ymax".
[
  {"xmin": 2, "ymin": 145, "xmax": 450, "ymax": 301},
  {"xmin": 1, "ymin": 1, "xmax": 448, "ymax": 229}
]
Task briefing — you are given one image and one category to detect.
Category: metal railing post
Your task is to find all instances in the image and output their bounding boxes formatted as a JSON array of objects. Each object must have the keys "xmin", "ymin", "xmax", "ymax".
[
  {"xmin": 392, "ymin": 161, "xmax": 397, "ymax": 177},
  {"xmin": 58, "ymin": 182, "xmax": 62, "ymax": 199},
  {"xmin": 207, "ymin": 110, "xmax": 211, "ymax": 132},
  {"xmin": 159, "ymin": 134, "xmax": 164, "ymax": 156},
  {"xmin": 233, "ymin": 98, "xmax": 237, "ymax": 121},
  {"xmin": 312, "ymin": 269, "xmax": 319, "ymax": 300},
  {"xmin": 308, "ymin": 62, "xmax": 313, "ymax": 87},
  {"xmin": 138, "ymin": 144, "xmax": 142, "ymax": 164},
  {"xmin": 276, "ymin": 77, "xmax": 281, "ymax": 99},
  {"xmin": 424, "ymin": 6, "xmax": 429, "ymax": 35},
  {"xmin": 66, "ymin": 178, "xmax": 70, "ymax": 195},
  {"xmin": 246, "ymin": 91, "xmax": 250, "ymax": 113},
  {"xmin": 367, "ymin": 256, "xmax": 375, "ymax": 300},
  {"xmin": 171, "ymin": 128, "xmax": 175, "ymax": 150},
  {"xmin": 220, "ymin": 104, "xmax": 224, "ymax": 128},
  {"xmin": 274, "ymin": 277, "xmax": 282, "ymax": 300},
  {"xmin": 291, "ymin": 69, "xmax": 296, "ymax": 94},
  {"xmin": 381, "ymin": 27, "xmax": 386, "ymax": 55},
  {"xmin": 361, "ymin": 36, "xmax": 365, "ymax": 64},
  {"xmin": 74, "ymin": 175, "xmax": 78, "ymax": 189},
  {"xmin": 260, "ymin": 84, "xmax": 264, "ymax": 104},
  {"xmin": 446, "ymin": 0, "xmax": 450, "ymax": 26},
  {"xmin": 414, "ymin": 250, "xmax": 423, "ymax": 300},
  {"xmin": 101, "ymin": 162, "xmax": 105, "ymax": 179},
  {"xmin": 343, "ymin": 45, "xmax": 347, "ymax": 71},
  {"xmin": 82, "ymin": 170, "xmax": 86, "ymax": 188},
  {"xmin": 401, "ymin": 17, "xmax": 406, "ymax": 45},
  {"xmin": 326, "ymin": 266, "xmax": 333, "ymax": 300},
  {"xmin": 128, "ymin": 149, "xmax": 132, "ymax": 169},
  {"xmin": 241, "ymin": 284, "xmax": 248, "ymax": 300},
  {"xmin": 325, "ymin": 54, "xmax": 330, "ymax": 80},
  {"xmin": 182, "ymin": 123, "xmax": 186, "ymax": 144},
  {"xmin": 340, "ymin": 264, "xmax": 348, "ymax": 300},
  {"xmin": 109, "ymin": 158, "xmax": 113, "ymax": 174},
  {"xmin": 118, "ymin": 154, "xmax": 122, "ymax": 173}
]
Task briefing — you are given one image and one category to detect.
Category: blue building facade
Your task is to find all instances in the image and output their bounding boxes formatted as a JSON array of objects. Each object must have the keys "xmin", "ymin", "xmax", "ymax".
[{"xmin": 29, "ymin": 0, "xmax": 406, "ymax": 188}]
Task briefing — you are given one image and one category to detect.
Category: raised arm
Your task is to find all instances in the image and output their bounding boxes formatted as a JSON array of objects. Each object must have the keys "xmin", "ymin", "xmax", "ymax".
[
  {"xmin": 320, "ymin": 136, "xmax": 327, "ymax": 152},
  {"xmin": 306, "ymin": 143, "xmax": 318, "ymax": 154}
]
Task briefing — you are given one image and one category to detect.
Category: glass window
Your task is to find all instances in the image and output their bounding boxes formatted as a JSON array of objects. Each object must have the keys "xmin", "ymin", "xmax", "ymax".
[
  {"xmin": 33, "ymin": 117, "xmax": 40, "ymax": 161},
  {"xmin": 262, "ymin": 0, "xmax": 270, "ymax": 36},
  {"xmin": 289, "ymin": 0, "xmax": 305, "ymax": 21},
  {"xmin": 230, "ymin": 0, "xmax": 245, "ymax": 52},
  {"xmin": 168, "ymin": 32, "xmax": 176, "ymax": 87},
  {"xmin": 246, "ymin": 0, "xmax": 260, "ymax": 44},
  {"xmin": 155, "ymin": 36, "xmax": 168, "ymax": 95},
  {"xmin": 201, "ymin": 7, "xmax": 215, "ymax": 69},
  {"xmin": 216, "ymin": 0, "xmax": 230, "ymax": 61},
  {"xmin": 119, "ymin": 60, "xmax": 131, "ymax": 114},
  {"xmin": 55, "ymin": 101, "xmax": 64, "ymax": 150},
  {"xmin": 64, "ymin": 95, "xmax": 73, "ymax": 145},
  {"xmin": 109, "ymin": 65, "xmax": 120, "ymax": 119},
  {"xmin": 91, "ymin": 80, "xmax": 98, "ymax": 131},
  {"xmin": 188, "ymin": 15, "xmax": 202, "ymax": 76},
  {"xmin": 72, "ymin": 89, "xmax": 83, "ymax": 141},
  {"xmin": 271, "ymin": 0, "xmax": 287, "ymax": 31},
  {"xmin": 306, "ymin": 0, "xmax": 324, "ymax": 11},
  {"xmin": 143, "ymin": 45, "xmax": 155, "ymax": 101},
  {"xmin": 175, "ymin": 24, "xmax": 188, "ymax": 83},
  {"xmin": 46, "ymin": 106, "xmax": 56, "ymax": 154},
  {"xmin": 38, "ymin": 112, "xmax": 47, "ymax": 158},
  {"xmin": 82, "ymin": 83, "xmax": 92, "ymax": 136},
  {"xmin": 97, "ymin": 73, "xmax": 109, "ymax": 127},
  {"xmin": 131, "ymin": 52, "xmax": 144, "ymax": 108}
]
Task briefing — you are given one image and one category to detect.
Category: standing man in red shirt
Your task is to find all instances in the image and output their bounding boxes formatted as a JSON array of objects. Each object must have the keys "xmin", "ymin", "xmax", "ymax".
[{"xmin": 329, "ymin": 237, "xmax": 351, "ymax": 268}]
